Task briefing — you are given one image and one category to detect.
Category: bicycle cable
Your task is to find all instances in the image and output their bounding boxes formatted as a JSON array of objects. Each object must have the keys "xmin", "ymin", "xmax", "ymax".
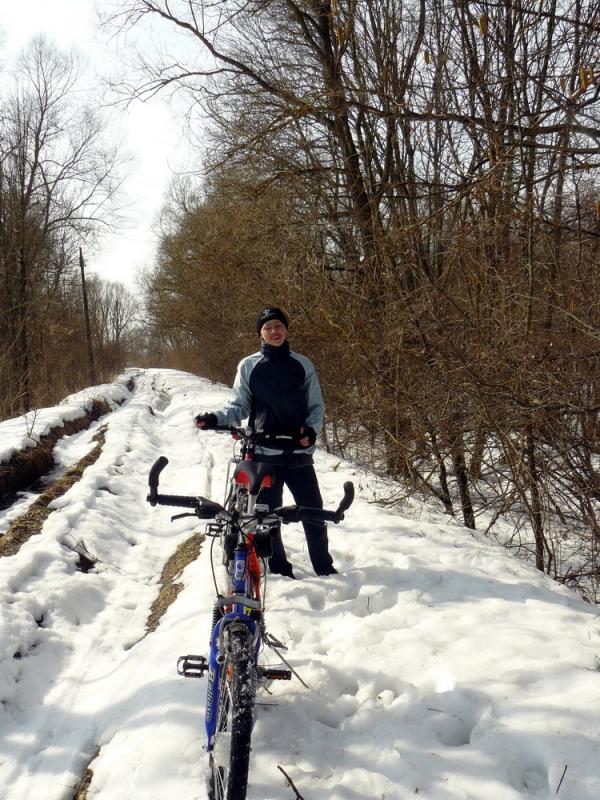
[{"xmin": 209, "ymin": 530, "xmax": 220, "ymax": 596}]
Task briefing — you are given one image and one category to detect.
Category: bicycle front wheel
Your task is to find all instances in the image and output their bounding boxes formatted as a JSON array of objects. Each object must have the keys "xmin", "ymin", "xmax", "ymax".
[{"xmin": 209, "ymin": 628, "xmax": 256, "ymax": 800}]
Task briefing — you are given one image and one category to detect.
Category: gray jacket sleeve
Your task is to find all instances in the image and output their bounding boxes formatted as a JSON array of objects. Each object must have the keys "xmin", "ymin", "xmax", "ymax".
[
  {"xmin": 294, "ymin": 353, "xmax": 325, "ymax": 435},
  {"xmin": 214, "ymin": 355, "xmax": 256, "ymax": 426}
]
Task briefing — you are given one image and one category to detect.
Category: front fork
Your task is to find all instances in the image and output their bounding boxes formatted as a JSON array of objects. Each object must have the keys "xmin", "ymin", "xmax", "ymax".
[{"xmin": 204, "ymin": 614, "xmax": 259, "ymax": 750}]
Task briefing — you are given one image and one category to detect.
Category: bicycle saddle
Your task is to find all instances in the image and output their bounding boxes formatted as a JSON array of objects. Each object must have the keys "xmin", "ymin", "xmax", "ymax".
[{"xmin": 233, "ymin": 461, "xmax": 274, "ymax": 494}]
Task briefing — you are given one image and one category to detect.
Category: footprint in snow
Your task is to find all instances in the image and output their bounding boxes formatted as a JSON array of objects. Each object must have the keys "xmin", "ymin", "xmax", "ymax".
[
  {"xmin": 419, "ymin": 687, "xmax": 493, "ymax": 748},
  {"xmin": 303, "ymin": 585, "xmax": 326, "ymax": 611},
  {"xmin": 507, "ymin": 758, "xmax": 550, "ymax": 796},
  {"xmin": 150, "ymin": 390, "xmax": 172, "ymax": 413},
  {"xmin": 351, "ymin": 584, "xmax": 400, "ymax": 618}
]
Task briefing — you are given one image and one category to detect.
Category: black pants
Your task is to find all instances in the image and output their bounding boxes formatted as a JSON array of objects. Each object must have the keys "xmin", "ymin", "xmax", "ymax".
[{"xmin": 258, "ymin": 463, "xmax": 334, "ymax": 575}]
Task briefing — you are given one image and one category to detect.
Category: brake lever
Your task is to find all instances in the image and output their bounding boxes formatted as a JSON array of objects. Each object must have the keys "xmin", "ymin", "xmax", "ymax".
[{"xmin": 171, "ymin": 512, "xmax": 197, "ymax": 521}]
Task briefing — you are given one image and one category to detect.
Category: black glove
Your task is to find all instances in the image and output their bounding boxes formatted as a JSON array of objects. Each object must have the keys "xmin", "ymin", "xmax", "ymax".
[
  {"xmin": 299, "ymin": 426, "xmax": 317, "ymax": 446},
  {"xmin": 194, "ymin": 413, "xmax": 218, "ymax": 429}
]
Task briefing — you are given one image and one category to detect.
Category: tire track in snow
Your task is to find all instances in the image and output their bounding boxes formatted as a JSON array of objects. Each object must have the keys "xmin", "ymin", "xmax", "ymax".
[{"xmin": 0, "ymin": 370, "xmax": 218, "ymax": 799}]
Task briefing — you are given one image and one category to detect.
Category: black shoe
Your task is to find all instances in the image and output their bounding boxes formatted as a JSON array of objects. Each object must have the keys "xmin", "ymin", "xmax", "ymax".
[
  {"xmin": 316, "ymin": 566, "xmax": 338, "ymax": 576},
  {"xmin": 270, "ymin": 565, "xmax": 296, "ymax": 579}
]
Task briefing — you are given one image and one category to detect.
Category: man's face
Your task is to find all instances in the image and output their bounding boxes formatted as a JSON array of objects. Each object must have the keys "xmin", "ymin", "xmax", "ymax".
[{"xmin": 260, "ymin": 319, "xmax": 288, "ymax": 346}]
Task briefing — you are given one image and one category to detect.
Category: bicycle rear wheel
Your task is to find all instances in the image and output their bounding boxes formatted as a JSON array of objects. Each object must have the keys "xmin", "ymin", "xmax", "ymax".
[{"xmin": 209, "ymin": 628, "xmax": 256, "ymax": 800}]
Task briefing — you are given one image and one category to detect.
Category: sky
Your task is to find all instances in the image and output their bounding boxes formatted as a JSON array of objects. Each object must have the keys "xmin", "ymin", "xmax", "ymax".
[
  {"xmin": 0, "ymin": 0, "xmax": 193, "ymax": 291},
  {"xmin": 1, "ymin": 367, "xmax": 599, "ymax": 798}
]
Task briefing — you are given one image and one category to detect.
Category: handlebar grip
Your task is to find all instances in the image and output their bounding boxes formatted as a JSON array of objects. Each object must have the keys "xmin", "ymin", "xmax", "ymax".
[
  {"xmin": 336, "ymin": 481, "xmax": 355, "ymax": 519},
  {"xmin": 276, "ymin": 506, "xmax": 340, "ymax": 524},
  {"xmin": 148, "ymin": 456, "xmax": 169, "ymax": 506},
  {"xmin": 305, "ymin": 510, "xmax": 339, "ymax": 523},
  {"xmin": 147, "ymin": 494, "xmax": 224, "ymax": 519},
  {"xmin": 149, "ymin": 493, "xmax": 199, "ymax": 509}
]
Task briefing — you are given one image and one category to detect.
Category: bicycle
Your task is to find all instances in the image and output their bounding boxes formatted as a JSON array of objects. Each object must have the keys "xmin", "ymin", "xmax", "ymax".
[{"xmin": 146, "ymin": 426, "xmax": 354, "ymax": 800}]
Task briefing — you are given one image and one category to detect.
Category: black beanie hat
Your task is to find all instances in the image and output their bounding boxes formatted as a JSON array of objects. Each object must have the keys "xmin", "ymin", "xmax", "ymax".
[{"xmin": 256, "ymin": 306, "xmax": 289, "ymax": 335}]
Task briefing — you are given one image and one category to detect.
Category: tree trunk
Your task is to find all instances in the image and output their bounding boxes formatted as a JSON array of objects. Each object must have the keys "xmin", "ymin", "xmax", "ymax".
[
  {"xmin": 17, "ymin": 246, "xmax": 31, "ymax": 412},
  {"xmin": 79, "ymin": 248, "xmax": 97, "ymax": 385},
  {"xmin": 525, "ymin": 426, "xmax": 548, "ymax": 572},
  {"xmin": 451, "ymin": 431, "xmax": 475, "ymax": 529}
]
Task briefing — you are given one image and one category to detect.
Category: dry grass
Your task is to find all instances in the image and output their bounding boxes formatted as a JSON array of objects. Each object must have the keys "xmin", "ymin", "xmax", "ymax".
[
  {"xmin": 146, "ymin": 531, "xmax": 205, "ymax": 632},
  {"xmin": 0, "ymin": 426, "xmax": 107, "ymax": 558},
  {"xmin": 71, "ymin": 748, "xmax": 99, "ymax": 800}
]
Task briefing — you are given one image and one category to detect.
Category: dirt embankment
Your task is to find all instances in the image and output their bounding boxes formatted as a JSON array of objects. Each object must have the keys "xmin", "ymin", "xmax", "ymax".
[
  {"xmin": 0, "ymin": 400, "xmax": 111, "ymax": 507},
  {"xmin": 0, "ymin": 425, "xmax": 108, "ymax": 558}
]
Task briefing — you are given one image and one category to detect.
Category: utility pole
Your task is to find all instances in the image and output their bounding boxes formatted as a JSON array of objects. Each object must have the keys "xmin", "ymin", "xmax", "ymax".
[{"xmin": 79, "ymin": 247, "xmax": 97, "ymax": 385}]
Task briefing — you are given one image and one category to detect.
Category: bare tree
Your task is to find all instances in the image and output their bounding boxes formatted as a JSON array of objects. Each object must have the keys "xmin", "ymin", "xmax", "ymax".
[
  {"xmin": 0, "ymin": 37, "xmax": 122, "ymax": 414},
  {"xmin": 88, "ymin": 277, "xmax": 139, "ymax": 375}
]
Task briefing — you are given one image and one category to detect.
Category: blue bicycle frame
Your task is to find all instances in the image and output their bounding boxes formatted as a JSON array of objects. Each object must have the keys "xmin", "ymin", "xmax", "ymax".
[{"xmin": 205, "ymin": 544, "xmax": 262, "ymax": 747}]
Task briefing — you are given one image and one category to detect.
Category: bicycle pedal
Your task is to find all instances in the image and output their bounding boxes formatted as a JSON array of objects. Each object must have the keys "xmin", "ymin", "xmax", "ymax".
[
  {"xmin": 177, "ymin": 654, "xmax": 208, "ymax": 678},
  {"xmin": 257, "ymin": 667, "xmax": 292, "ymax": 681}
]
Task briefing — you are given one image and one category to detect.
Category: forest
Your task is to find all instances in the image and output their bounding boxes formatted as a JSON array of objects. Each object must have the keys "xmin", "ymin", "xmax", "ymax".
[{"xmin": 3, "ymin": 1, "xmax": 600, "ymax": 598}]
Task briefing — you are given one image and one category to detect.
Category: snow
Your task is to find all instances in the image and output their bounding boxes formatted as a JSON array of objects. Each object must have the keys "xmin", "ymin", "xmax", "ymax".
[
  {"xmin": 1, "ymin": 368, "xmax": 599, "ymax": 800},
  {"xmin": 0, "ymin": 376, "xmax": 132, "ymax": 465}
]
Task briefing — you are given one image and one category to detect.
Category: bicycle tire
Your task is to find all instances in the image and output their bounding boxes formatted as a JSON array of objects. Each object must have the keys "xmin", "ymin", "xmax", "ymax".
[{"xmin": 209, "ymin": 628, "xmax": 256, "ymax": 800}]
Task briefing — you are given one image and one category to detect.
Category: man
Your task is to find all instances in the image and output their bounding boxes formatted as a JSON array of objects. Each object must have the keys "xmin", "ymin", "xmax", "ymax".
[{"xmin": 194, "ymin": 306, "xmax": 337, "ymax": 578}]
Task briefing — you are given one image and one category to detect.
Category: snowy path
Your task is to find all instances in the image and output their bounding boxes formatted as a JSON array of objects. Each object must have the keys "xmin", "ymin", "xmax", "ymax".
[{"xmin": 1, "ymin": 369, "xmax": 599, "ymax": 800}]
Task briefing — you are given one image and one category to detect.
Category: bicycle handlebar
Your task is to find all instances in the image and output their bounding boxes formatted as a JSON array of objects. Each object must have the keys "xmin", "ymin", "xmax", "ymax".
[
  {"xmin": 147, "ymin": 456, "xmax": 223, "ymax": 516},
  {"xmin": 275, "ymin": 481, "xmax": 355, "ymax": 524},
  {"xmin": 146, "ymin": 457, "xmax": 354, "ymax": 524},
  {"xmin": 209, "ymin": 425, "xmax": 301, "ymax": 450}
]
